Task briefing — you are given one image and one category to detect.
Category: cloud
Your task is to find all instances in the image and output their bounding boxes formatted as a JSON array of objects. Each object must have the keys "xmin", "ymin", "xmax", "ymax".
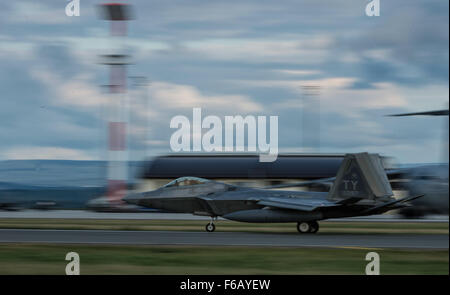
[
  {"xmin": 30, "ymin": 63, "xmax": 264, "ymax": 122},
  {"xmin": 148, "ymin": 81, "xmax": 263, "ymax": 113},
  {"xmin": 333, "ymin": 0, "xmax": 449, "ymax": 87},
  {"xmin": 29, "ymin": 67, "xmax": 109, "ymax": 109},
  {"xmin": 6, "ymin": 2, "xmax": 70, "ymax": 24},
  {"xmin": 126, "ymin": 81, "xmax": 266, "ymax": 152},
  {"xmin": 0, "ymin": 38, "xmax": 35, "ymax": 60},
  {"xmin": 0, "ymin": 0, "xmax": 447, "ymax": 163},
  {"xmin": 274, "ymin": 69, "xmax": 322, "ymax": 76},
  {"xmin": 1, "ymin": 146, "xmax": 96, "ymax": 160},
  {"xmin": 184, "ymin": 36, "xmax": 333, "ymax": 63},
  {"xmin": 232, "ymin": 77, "xmax": 412, "ymax": 113},
  {"xmin": 28, "ymin": 62, "xmax": 265, "ymax": 157}
]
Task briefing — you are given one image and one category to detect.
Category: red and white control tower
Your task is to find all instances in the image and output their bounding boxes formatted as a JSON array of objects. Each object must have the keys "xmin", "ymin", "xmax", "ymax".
[{"xmin": 99, "ymin": 3, "xmax": 133, "ymax": 205}]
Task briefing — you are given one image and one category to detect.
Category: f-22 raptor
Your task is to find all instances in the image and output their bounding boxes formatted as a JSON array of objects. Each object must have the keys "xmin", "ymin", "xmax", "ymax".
[{"xmin": 124, "ymin": 153, "xmax": 423, "ymax": 233}]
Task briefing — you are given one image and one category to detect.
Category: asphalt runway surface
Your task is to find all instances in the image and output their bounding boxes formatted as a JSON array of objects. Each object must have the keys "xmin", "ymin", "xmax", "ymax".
[
  {"xmin": 0, "ymin": 210, "xmax": 448, "ymax": 222},
  {"xmin": 0, "ymin": 229, "xmax": 447, "ymax": 249}
]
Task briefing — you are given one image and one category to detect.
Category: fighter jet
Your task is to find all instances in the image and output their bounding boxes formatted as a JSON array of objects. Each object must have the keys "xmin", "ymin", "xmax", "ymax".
[{"xmin": 124, "ymin": 153, "xmax": 423, "ymax": 233}]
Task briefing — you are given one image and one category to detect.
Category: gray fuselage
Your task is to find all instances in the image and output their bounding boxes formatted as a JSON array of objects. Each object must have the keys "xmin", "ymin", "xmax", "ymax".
[{"xmin": 127, "ymin": 181, "xmax": 386, "ymax": 222}]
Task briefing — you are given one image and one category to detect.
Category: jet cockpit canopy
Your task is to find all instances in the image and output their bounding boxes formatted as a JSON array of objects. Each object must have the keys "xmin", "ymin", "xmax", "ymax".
[{"xmin": 163, "ymin": 176, "xmax": 210, "ymax": 188}]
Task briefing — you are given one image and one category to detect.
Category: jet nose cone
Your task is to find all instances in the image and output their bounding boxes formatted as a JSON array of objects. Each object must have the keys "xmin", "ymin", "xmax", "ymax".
[{"xmin": 123, "ymin": 192, "xmax": 142, "ymax": 205}]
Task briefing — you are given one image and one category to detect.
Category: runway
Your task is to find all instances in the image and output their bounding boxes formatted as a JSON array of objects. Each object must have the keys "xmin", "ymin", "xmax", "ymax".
[
  {"xmin": 0, "ymin": 229, "xmax": 447, "ymax": 249},
  {"xmin": 0, "ymin": 210, "xmax": 448, "ymax": 222}
]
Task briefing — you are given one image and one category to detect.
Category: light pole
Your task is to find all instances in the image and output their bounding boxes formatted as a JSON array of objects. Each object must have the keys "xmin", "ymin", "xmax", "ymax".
[{"xmin": 300, "ymin": 85, "xmax": 321, "ymax": 153}]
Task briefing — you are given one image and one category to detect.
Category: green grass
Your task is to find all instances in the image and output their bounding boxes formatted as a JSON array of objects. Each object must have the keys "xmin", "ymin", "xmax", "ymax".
[
  {"xmin": 0, "ymin": 218, "xmax": 447, "ymax": 234},
  {"xmin": 0, "ymin": 243, "xmax": 447, "ymax": 275}
]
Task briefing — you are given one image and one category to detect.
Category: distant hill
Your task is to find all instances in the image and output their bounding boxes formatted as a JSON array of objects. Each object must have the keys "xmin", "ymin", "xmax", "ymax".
[
  {"xmin": 0, "ymin": 160, "xmax": 146, "ymax": 209},
  {"xmin": 0, "ymin": 160, "xmax": 145, "ymax": 187}
]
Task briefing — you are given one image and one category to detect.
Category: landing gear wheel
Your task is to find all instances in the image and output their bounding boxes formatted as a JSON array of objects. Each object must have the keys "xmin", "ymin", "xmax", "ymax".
[
  {"xmin": 206, "ymin": 222, "xmax": 215, "ymax": 232},
  {"xmin": 309, "ymin": 221, "xmax": 319, "ymax": 233},
  {"xmin": 297, "ymin": 222, "xmax": 310, "ymax": 233}
]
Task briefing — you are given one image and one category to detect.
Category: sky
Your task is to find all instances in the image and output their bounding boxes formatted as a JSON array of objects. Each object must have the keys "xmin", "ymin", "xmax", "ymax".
[{"xmin": 0, "ymin": 0, "xmax": 448, "ymax": 164}]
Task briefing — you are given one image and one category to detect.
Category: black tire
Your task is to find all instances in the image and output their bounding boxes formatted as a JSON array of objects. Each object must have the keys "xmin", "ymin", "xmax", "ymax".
[
  {"xmin": 205, "ymin": 223, "xmax": 215, "ymax": 232},
  {"xmin": 297, "ymin": 222, "xmax": 310, "ymax": 233},
  {"xmin": 309, "ymin": 221, "xmax": 319, "ymax": 233}
]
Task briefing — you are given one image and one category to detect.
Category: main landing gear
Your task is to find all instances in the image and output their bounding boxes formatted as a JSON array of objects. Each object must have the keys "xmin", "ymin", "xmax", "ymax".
[
  {"xmin": 297, "ymin": 221, "xmax": 319, "ymax": 234},
  {"xmin": 205, "ymin": 217, "xmax": 217, "ymax": 232}
]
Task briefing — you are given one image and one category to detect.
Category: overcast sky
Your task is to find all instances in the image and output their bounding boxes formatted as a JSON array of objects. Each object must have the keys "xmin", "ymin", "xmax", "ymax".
[{"xmin": 0, "ymin": 0, "xmax": 448, "ymax": 164}]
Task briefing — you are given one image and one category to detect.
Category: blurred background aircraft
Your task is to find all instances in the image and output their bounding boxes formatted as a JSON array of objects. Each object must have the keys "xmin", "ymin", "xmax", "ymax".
[{"xmin": 386, "ymin": 108, "xmax": 449, "ymax": 217}]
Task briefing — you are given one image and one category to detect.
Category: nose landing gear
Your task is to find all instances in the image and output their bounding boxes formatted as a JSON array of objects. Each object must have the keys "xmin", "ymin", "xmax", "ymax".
[{"xmin": 205, "ymin": 217, "xmax": 217, "ymax": 232}]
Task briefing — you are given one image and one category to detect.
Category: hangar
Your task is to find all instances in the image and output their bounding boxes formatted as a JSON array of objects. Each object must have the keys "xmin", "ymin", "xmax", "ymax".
[{"xmin": 135, "ymin": 154, "xmax": 396, "ymax": 192}]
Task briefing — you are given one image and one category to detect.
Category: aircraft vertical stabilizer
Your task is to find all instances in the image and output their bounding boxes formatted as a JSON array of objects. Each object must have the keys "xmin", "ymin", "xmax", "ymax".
[{"xmin": 328, "ymin": 153, "xmax": 393, "ymax": 201}]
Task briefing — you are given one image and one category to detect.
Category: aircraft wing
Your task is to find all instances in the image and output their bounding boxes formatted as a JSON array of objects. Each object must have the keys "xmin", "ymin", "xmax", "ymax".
[
  {"xmin": 257, "ymin": 197, "xmax": 340, "ymax": 211},
  {"xmin": 256, "ymin": 194, "xmax": 424, "ymax": 213}
]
